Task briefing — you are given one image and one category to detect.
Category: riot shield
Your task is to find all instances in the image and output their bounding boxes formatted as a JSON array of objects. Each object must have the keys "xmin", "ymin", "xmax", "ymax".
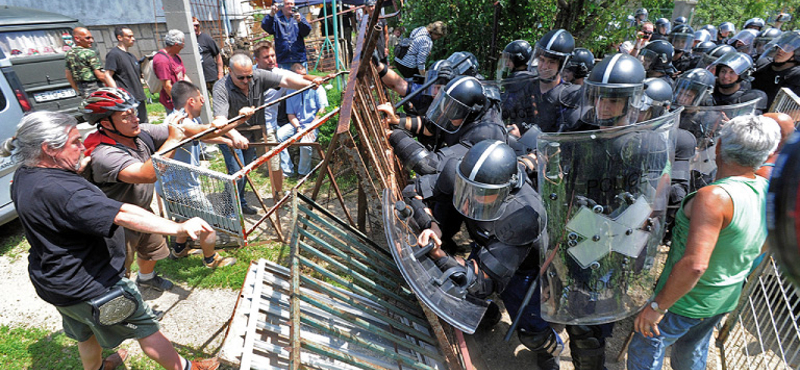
[
  {"xmin": 536, "ymin": 108, "xmax": 680, "ymax": 325},
  {"xmin": 485, "ymin": 74, "xmax": 539, "ymax": 130},
  {"xmin": 680, "ymin": 99, "xmax": 761, "ymax": 191},
  {"xmin": 382, "ymin": 189, "xmax": 489, "ymax": 334}
]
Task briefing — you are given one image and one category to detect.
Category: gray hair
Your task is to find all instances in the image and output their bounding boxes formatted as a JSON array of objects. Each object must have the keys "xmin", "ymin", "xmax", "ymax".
[
  {"xmin": 0, "ymin": 112, "xmax": 77, "ymax": 167},
  {"xmin": 164, "ymin": 29, "xmax": 185, "ymax": 46},
  {"xmin": 229, "ymin": 53, "xmax": 253, "ymax": 69},
  {"xmin": 718, "ymin": 115, "xmax": 781, "ymax": 169}
]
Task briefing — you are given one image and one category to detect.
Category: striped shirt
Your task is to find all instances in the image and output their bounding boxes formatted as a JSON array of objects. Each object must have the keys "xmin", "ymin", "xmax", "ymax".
[{"xmin": 396, "ymin": 26, "xmax": 433, "ymax": 71}]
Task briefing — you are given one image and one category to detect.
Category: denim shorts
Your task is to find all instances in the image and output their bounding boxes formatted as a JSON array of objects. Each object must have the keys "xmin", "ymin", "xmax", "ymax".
[
  {"xmin": 56, "ymin": 278, "xmax": 161, "ymax": 349},
  {"xmin": 627, "ymin": 310, "xmax": 726, "ymax": 370}
]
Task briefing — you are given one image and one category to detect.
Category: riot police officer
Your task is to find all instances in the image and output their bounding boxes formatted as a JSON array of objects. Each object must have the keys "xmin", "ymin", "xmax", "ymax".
[
  {"xmin": 652, "ymin": 18, "xmax": 671, "ymax": 41},
  {"xmin": 562, "ymin": 48, "xmax": 595, "ymax": 85},
  {"xmin": 673, "ymin": 68, "xmax": 716, "ymax": 109},
  {"xmin": 638, "ymin": 40, "xmax": 677, "ymax": 87},
  {"xmin": 638, "ymin": 77, "xmax": 673, "ymax": 122},
  {"xmin": 709, "ymin": 51, "xmax": 767, "ymax": 113},
  {"xmin": 497, "ymin": 40, "xmax": 538, "ymax": 131},
  {"xmin": 751, "ymin": 31, "xmax": 800, "ymax": 107},
  {"xmin": 699, "ymin": 44, "xmax": 736, "ymax": 68},
  {"xmin": 669, "ymin": 24, "xmax": 696, "ymax": 72},
  {"xmin": 719, "ymin": 22, "xmax": 736, "ymax": 44},
  {"xmin": 754, "ymin": 27, "xmax": 782, "ymax": 56},
  {"xmin": 727, "ymin": 29, "xmax": 759, "ymax": 56},
  {"xmin": 512, "ymin": 29, "xmax": 581, "ymax": 135},
  {"xmin": 575, "ymin": 53, "xmax": 647, "ymax": 129},
  {"xmin": 743, "ymin": 17, "xmax": 766, "ymax": 31}
]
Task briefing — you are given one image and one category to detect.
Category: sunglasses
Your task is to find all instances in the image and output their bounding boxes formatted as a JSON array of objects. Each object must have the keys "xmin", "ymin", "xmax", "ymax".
[
  {"xmin": 643, "ymin": 31, "xmax": 653, "ymax": 35},
  {"xmin": 236, "ymin": 74, "xmax": 254, "ymax": 81}
]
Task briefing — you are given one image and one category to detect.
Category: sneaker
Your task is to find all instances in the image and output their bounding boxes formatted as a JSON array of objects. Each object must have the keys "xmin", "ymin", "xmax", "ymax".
[
  {"xmin": 136, "ymin": 274, "xmax": 174, "ymax": 291},
  {"xmin": 170, "ymin": 244, "xmax": 191, "ymax": 259},
  {"xmin": 241, "ymin": 204, "xmax": 259, "ymax": 215},
  {"xmin": 190, "ymin": 357, "xmax": 220, "ymax": 370},
  {"xmin": 204, "ymin": 253, "xmax": 237, "ymax": 269}
]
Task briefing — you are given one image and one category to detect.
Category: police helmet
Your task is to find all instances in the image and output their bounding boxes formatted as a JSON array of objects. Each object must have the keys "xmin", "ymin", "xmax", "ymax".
[
  {"xmin": 672, "ymin": 68, "xmax": 715, "ymax": 107},
  {"xmin": 453, "ymin": 140, "xmax": 523, "ymax": 221},
  {"xmin": 728, "ymin": 29, "xmax": 759, "ymax": 54},
  {"xmin": 674, "ymin": 16, "xmax": 687, "ymax": 26},
  {"xmin": 700, "ymin": 24, "xmax": 718, "ymax": 40},
  {"xmin": 638, "ymin": 40, "xmax": 675, "ymax": 73},
  {"xmin": 743, "ymin": 17, "xmax": 765, "ymax": 31},
  {"xmin": 447, "ymin": 51, "xmax": 480, "ymax": 76},
  {"xmin": 497, "ymin": 40, "xmax": 533, "ymax": 79},
  {"xmin": 669, "ymin": 24, "xmax": 695, "ymax": 52},
  {"xmin": 693, "ymin": 41, "xmax": 718, "ymax": 57},
  {"xmin": 758, "ymin": 31, "xmax": 800, "ymax": 63},
  {"xmin": 635, "ymin": 8, "xmax": 648, "ymax": 20},
  {"xmin": 426, "ymin": 76, "xmax": 486, "ymax": 133},
  {"xmin": 639, "ymin": 77, "xmax": 673, "ymax": 122},
  {"xmin": 424, "ymin": 59, "xmax": 455, "ymax": 97},
  {"xmin": 529, "ymin": 29, "xmax": 575, "ymax": 82},
  {"xmin": 81, "ymin": 87, "xmax": 139, "ymax": 125},
  {"xmin": 564, "ymin": 48, "xmax": 595, "ymax": 79},
  {"xmin": 581, "ymin": 53, "xmax": 646, "ymax": 127},
  {"xmin": 719, "ymin": 22, "xmax": 736, "ymax": 38},
  {"xmin": 754, "ymin": 27, "xmax": 783, "ymax": 55},
  {"xmin": 694, "ymin": 30, "xmax": 712, "ymax": 45},
  {"xmin": 655, "ymin": 18, "xmax": 671, "ymax": 34},
  {"xmin": 708, "ymin": 52, "xmax": 754, "ymax": 88},
  {"xmin": 701, "ymin": 44, "xmax": 736, "ymax": 67}
]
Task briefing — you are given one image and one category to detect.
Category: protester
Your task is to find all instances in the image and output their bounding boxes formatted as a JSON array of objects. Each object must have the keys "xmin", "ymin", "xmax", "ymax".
[
  {"xmin": 105, "ymin": 26, "xmax": 148, "ymax": 123},
  {"xmin": 277, "ymin": 63, "xmax": 328, "ymax": 177},
  {"xmin": 192, "ymin": 17, "xmax": 224, "ymax": 93},
  {"xmin": 394, "ymin": 21, "xmax": 446, "ymax": 77},
  {"xmin": 65, "ymin": 27, "xmax": 116, "ymax": 97},
  {"xmin": 153, "ymin": 29, "xmax": 191, "ymax": 113},
  {"xmin": 261, "ymin": 0, "xmax": 312, "ymax": 70}
]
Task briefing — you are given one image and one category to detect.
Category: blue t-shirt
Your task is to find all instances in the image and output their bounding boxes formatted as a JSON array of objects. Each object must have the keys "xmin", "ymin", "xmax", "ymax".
[
  {"xmin": 156, "ymin": 113, "xmax": 202, "ymax": 197},
  {"xmin": 285, "ymin": 86, "xmax": 327, "ymax": 128}
]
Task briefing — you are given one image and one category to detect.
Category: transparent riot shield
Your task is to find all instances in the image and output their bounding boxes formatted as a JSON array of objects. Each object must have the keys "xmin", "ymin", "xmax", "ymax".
[
  {"xmin": 485, "ymin": 74, "xmax": 539, "ymax": 131},
  {"xmin": 536, "ymin": 108, "xmax": 680, "ymax": 325},
  {"xmin": 680, "ymin": 99, "xmax": 761, "ymax": 191},
  {"xmin": 382, "ymin": 189, "xmax": 489, "ymax": 334}
]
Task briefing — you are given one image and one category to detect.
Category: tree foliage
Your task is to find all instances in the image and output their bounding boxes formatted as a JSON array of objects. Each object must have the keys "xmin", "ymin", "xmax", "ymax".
[{"xmin": 397, "ymin": 0, "xmax": 792, "ymax": 77}]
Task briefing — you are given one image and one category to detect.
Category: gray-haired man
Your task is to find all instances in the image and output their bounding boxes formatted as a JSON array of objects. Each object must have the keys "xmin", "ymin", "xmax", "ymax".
[{"xmin": 153, "ymin": 29, "xmax": 191, "ymax": 112}]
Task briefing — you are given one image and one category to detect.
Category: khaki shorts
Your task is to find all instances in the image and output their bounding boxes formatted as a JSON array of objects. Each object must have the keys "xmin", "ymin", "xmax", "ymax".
[
  {"xmin": 264, "ymin": 129, "xmax": 281, "ymax": 172},
  {"xmin": 57, "ymin": 278, "xmax": 160, "ymax": 349},
  {"xmin": 123, "ymin": 228, "xmax": 170, "ymax": 275}
]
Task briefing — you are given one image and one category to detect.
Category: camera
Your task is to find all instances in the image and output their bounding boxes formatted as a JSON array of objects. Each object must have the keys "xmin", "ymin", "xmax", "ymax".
[{"xmin": 292, "ymin": 6, "xmax": 298, "ymax": 13}]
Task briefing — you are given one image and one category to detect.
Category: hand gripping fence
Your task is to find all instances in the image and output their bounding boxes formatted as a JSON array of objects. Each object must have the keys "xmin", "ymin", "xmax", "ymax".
[{"xmin": 151, "ymin": 72, "xmax": 346, "ymax": 245}]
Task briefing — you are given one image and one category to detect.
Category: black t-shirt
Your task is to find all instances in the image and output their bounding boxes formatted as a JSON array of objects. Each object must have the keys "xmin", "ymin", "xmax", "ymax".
[
  {"xmin": 12, "ymin": 166, "xmax": 126, "ymax": 306},
  {"xmin": 105, "ymin": 47, "xmax": 146, "ymax": 100},
  {"xmin": 197, "ymin": 32, "xmax": 221, "ymax": 82}
]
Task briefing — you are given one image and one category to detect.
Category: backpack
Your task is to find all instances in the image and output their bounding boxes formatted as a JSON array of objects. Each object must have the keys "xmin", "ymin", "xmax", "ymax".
[
  {"xmin": 141, "ymin": 51, "xmax": 167, "ymax": 93},
  {"xmin": 394, "ymin": 37, "xmax": 413, "ymax": 60}
]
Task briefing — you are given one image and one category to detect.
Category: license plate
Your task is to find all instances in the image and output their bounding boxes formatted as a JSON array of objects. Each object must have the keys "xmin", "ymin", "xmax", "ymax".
[{"xmin": 33, "ymin": 88, "xmax": 77, "ymax": 103}]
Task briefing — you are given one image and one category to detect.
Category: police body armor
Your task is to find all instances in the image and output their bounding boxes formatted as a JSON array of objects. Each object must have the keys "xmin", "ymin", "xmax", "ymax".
[
  {"xmin": 682, "ymin": 99, "xmax": 762, "ymax": 191},
  {"xmin": 498, "ymin": 71, "xmax": 538, "ymax": 129},
  {"xmin": 536, "ymin": 109, "xmax": 680, "ymax": 324}
]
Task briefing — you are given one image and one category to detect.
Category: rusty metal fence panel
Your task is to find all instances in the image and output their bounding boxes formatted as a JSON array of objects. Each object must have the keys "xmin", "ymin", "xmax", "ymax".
[
  {"xmin": 768, "ymin": 87, "xmax": 800, "ymax": 127},
  {"xmin": 717, "ymin": 255, "xmax": 800, "ymax": 370}
]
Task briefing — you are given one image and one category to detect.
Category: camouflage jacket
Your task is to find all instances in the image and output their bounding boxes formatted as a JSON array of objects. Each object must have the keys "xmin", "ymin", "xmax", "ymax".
[{"xmin": 65, "ymin": 46, "xmax": 103, "ymax": 82}]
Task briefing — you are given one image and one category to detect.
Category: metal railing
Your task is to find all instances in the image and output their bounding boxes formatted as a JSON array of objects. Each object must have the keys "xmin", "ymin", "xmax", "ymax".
[{"xmin": 768, "ymin": 87, "xmax": 800, "ymax": 127}]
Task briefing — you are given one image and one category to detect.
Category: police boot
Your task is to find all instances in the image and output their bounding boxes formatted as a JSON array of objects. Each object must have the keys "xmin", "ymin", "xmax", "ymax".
[
  {"xmin": 518, "ymin": 327, "xmax": 563, "ymax": 370},
  {"xmin": 477, "ymin": 300, "xmax": 502, "ymax": 330},
  {"xmin": 566, "ymin": 325, "xmax": 607, "ymax": 370}
]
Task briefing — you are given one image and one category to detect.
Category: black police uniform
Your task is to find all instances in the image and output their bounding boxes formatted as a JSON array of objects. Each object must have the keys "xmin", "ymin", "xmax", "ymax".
[{"xmin": 751, "ymin": 58, "xmax": 800, "ymax": 108}]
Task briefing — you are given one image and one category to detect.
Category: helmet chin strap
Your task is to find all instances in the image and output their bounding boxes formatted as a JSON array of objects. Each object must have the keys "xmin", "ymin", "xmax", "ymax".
[{"xmin": 100, "ymin": 118, "xmax": 138, "ymax": 140}]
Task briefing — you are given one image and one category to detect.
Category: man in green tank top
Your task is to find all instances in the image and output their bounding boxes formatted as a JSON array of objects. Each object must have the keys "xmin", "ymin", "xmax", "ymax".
[{"xmin": 627, "ymin": 115, "xmax": 781, "ymax": 370}]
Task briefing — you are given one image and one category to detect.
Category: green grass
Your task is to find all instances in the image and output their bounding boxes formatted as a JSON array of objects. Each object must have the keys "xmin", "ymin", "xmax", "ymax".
[{"xmin": 144, "ymin": 87, "xmax": 165, "ymax": 124}]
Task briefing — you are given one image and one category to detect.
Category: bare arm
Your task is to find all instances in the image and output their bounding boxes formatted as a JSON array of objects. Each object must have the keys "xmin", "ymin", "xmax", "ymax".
[
  {"xmin": 116, "ymin": 125, "xmax": 185, "ymax": 184},
  {"xmin": 96, "ymin": 69, "xmax": 116, "ymax": 88},
  {"xmin": 216, "ymin": 54, "xmax": 224, "ymax": 80},
  {"xmin": 162, "ymin": 79, "xmax": 174, "ymax": 98},
  {"xmin": 65, "ymin": 70, "xmax": 79, "ymax": 91},
  {"xmin": 115, "ymin": 203, "xmax": 213, "ymax": 239},
  {"xmin": 279, "ymin": 72, "xmax": 314, "ymax": 90}
]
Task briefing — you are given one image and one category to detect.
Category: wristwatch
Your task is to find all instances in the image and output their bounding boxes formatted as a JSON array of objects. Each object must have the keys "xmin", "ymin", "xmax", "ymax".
[{"xmin": 650, "ymin": 300, "xmax": 668, "ymax": 315}]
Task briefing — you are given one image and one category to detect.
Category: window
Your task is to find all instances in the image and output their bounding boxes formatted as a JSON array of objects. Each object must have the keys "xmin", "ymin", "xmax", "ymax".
[{"xmin": 0, "ymin": 29, "xmax": 73, "ymax": 58}]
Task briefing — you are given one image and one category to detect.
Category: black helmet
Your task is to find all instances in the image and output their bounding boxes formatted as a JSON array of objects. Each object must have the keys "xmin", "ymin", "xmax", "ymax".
[
  {"xmin": 424, "ymin": 59, "xmax": 455, "ymax": 97},
  {"xmin": 694, "ymin": 30, "xmax": 712, "ymax": 45},
  {"xmin": 581, "ymin": 53, "xmax": 646, "ymax": 127},
  {"xmin": 672, "ymin": 68, "xmax": 715, "ymax": 106},
  {"xmin": 530, "ymin": 29, "xmax": 575, "ymax": 82},
  {"xmin": 453, "ymin": 140, "xmax": 523, "ymax": 221},
  {"xmin": 727, "ymin": 29, "xmax": 759, "ymax": 54},
  {"xmin": 754, "ymin": 27, "xmax": 783, "ymax": 55},
  {"xmin": 564, "ymin": 48, "xmax": 595, "ymax": 79},
  {"xmin": 669, "ymin": 24, "xmax": 695, "ymax": 52},
  {"xmin": 497, "ymin": 40, "xmax": 533, "ymax": 79},
  {"xmin": 638, "ymin": 40, "xmax": 675, "ymax": 74},
  {"xmin": 758, "ymin": 31, "xmax": 800, "ymax": 63},
  {"xmin": 635, "ymin": 8, "xmax": 648, "ymax": 20},
  {"xmin": 639, "ymin": 77, "xmax": 673, "ymax": 122},
  {"xmin": 655, "ymin": 18, "xmax": 671, "ymax": 34},
  {"xmin": 700, "ymin": 24, "xmax": 718, "ymax": 40},
  {"xmin": 692, "ymin": 41, "xmax": 718, "ymax": 57},
  {"xmin": 701, "ymin": 44, "xmax": 736, "ymax": 67},
  {"xmin": 426, "ymin": 76, "xmax": 487, "ymax": 133},
  {"xmin": 708, "ymin": 52, "xmax": 754, "ymax": 88},
  {"xmin": 674, "ymin": 16, "xmax": 688, "ymax": 26},
  {"xmin": 447, "ymin": 51, "xmax": 479, "ymax": 76},
  {"xmin": 743, "ymin": 17, "xmax": 765, "ymax": 31}
]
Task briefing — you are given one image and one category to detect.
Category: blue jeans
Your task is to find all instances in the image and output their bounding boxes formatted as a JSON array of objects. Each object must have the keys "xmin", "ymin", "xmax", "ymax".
[
  {"xmin": 219, "ymin": 144, "xmax": 257, "ymax": 206},
  {"xmin": 277, "ymin": 125, "xmax": 316, "ymax": 176},
  {"xmin": 627, "ymin": 311, "xmax": 725, "ymax": 370}
]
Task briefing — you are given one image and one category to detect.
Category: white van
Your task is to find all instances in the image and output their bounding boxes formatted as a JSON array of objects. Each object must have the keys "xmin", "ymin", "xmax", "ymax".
[{"xmin": 0, "ymin": 48, "xmax": 27, "ymax": 225}]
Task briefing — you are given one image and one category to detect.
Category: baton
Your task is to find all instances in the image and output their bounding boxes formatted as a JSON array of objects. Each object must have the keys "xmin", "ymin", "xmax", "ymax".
[
  {"xmin": 503, "ymin": 242, "xmax": 560, "ymax": 342},
  {"xmin": 156, "ymin": 71, "xmax": 348, "ymax": 156},
  {"xmin": 392, "ymin": 56, "xmax": 470, "ymax": 110}
]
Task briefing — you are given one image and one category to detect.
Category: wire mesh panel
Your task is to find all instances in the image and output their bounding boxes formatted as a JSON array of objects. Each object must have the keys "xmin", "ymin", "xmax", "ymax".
[
  {"xmin": 769, "ymin": 87, "xmax": 800, "ymax": 127},
  {"xmin": 718, "ymin": 255, "xmax": 800, "ymax": 370},
  {"xmin": 153, "ymin": 154, "xmax": 246, "ymax": 242}
]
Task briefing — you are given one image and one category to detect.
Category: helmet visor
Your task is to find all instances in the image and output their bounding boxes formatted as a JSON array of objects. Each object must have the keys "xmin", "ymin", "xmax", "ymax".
[
  {"xmin": 672, "ymin": 78, "xmax": 711, "ymax": 106},
  {"xmin": 638, "ymin": 48, "xmax": 659, "ymax": 70},
  {"xmin": 424, "ymin": 68, "xmax": 444, "ymax": 97},
  {"xmin": 580, "ymin": 81, "xmax": 643, "ymax": 127},
  {"xmin": 758, "ymin": 32, "xmax": 800, "ymax": 61},
  {"xmin": 708, "ymin": 52, "xmax": 752, "ymax": 76},
  {"xmin": 670, "ymin": 34, "xmax": 694, "ymax": 52},
  {"xmin": 531, "ymin": 45, "xmax": 570, "ymax": 80},
  {"xmin": 426, "ymin": 89, "xmax": 472, "ymax": 133},
  {"xmin": 496, "ymin": 52, "xmax": 519, "ymax": 81},
  {"xmin": 453, "ymin": 171, "xmax": 510, "ymax": 221}
]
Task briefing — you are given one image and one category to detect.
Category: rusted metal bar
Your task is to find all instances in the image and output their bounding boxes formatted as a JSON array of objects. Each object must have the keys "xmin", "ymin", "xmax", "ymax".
[{"xmin": 289, "ymin": 188, "xmax": 302, "ymax": 370}]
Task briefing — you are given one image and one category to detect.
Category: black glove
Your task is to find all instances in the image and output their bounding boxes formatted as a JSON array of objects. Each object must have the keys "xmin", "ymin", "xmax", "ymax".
[
  {"xmin": 371, "ymin": 49, "xmax": 381, "ymax": 66},
  {"xmin": 437, "ymin": 65, "xmax": 456, "ymax": 84}
]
